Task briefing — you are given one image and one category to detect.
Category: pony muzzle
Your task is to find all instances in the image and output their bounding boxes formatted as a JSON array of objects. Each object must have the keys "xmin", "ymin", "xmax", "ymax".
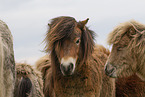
[
  {"xmin": 60, "ymin": 57, "xmax": 76, "ymax": 76},
  {"xmin": 105, "ymin": 63, "xmax": 117, "ymax": 78}
]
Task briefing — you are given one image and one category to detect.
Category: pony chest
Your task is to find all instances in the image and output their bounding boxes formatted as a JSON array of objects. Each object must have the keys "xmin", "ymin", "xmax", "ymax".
[{"xmin": 54, "ymin": 76, "xmax": 96, "ymax": 96}]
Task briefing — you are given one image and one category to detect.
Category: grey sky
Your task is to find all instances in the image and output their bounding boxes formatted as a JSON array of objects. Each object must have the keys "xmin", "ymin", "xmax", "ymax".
[{"xmin": 1, "ymin": 0, "xmax": 145, "ymax": 65}]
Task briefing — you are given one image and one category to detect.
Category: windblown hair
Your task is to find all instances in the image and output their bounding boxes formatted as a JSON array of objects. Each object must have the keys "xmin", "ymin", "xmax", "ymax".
[
  {"xmin": 14, "ymin": 63, "xmax": 44, "ymax": 97},
  {"xmin": 108, "ymin": 20, "xmax": 145, "ymax": 45},
  {"xmin": 107, "ymin": 20, "xmax": 145, "ymax": 80},
  {"xmin": 36, "ymin": 55, "xmax": 52, "ymax": 96},
  {"xmin": 36, "ymin": 55, "xmax": 51, "ymax": 78},
  {"xmin": 106, "ymin": 20, "xmax": 145, "ymax": 96},
  {"xmin": 37, "ymin": 16, "xmax": 115, "ymax": 97},
  {"xmin": 94, "ymin": 44, "xmax": 110, "ymax": 57},
  {"xmin": 0, "ymin": 20, "xmax": 15, "ymax": 97},
  {"xmin": 45, "ymin": 16, "xmax": 95, "ymax": 65},
  {"xmin": 108, "ymin": 20, "xmax": 145, "ymax": 62}
]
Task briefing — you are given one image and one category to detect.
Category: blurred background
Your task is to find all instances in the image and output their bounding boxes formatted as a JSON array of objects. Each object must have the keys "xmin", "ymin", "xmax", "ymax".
[{"xmin": 0, "ymin": 0, "xmax": 145, "ymax": 65}]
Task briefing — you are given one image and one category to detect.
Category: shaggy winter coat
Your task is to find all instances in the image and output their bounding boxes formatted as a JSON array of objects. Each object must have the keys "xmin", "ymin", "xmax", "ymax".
[
  {"xmin": 105, "ymin": 20, "xmax": 145, "ymax": 97},
  {"xmin": 37, "ymin": 16, "xmax": 115, "ymax": 97},
  {"xmin": 14, "ymin": 63, "xmax": 44, "ymax": 97},
  {"xmin": 0, "ymin": 20, "xmax": 15, "ymax": 97},
  {"xmin": 36, "ymin": 46, "xmax": 115, "ymax": 97}
]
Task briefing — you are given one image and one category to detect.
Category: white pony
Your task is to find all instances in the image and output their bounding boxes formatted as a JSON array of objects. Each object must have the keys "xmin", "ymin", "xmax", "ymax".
[{"xmin": 0, "ymin": 20, "xmax": 15, "ymax": 97}]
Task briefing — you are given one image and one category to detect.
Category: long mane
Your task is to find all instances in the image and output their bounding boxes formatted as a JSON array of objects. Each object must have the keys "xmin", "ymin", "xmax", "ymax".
[
  {"xmin": 107, "ymin": 20, "xmax": 145, "ymax": 44},
  {"xmin": 44, "ymin": 16, "xmax": 95, "ymax": 67},
  {"xmin": 43, "ymin": 16, "xmax": 95, "ymax": 96},
  {"xmin": 107, "ymin": 20, "xmax": 145, "ymax": 78},
  {"xmin": 107, "ymin": 20, "xmax": 145, "ymax": 55},
  {"xmin": 45, "ymin": 16, "xmax": 76, "ymax": 52},
  {"xmin": 38, "ymin": 16, "xmax": 116, "ymax": 97}
]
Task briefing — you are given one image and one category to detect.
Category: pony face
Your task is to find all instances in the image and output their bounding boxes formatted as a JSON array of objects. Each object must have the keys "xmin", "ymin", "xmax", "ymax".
[
  {"xmin": 55, "ymin": 27, "xmax": 82, "ymax": 76},
  {"xmin": 46, "ymin": 16, "xmax": 94, "ymax": 77},
  {"xmin": 105, "ymin": 23, "xmax": 139, "ymax": 78},
  {"xmin": 105, "ymin": 35, "xmax": 134, "ymax": 78}
]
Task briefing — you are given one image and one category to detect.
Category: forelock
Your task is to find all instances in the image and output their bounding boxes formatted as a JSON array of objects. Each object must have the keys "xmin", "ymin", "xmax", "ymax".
[
  {"xmin": 107, "ymin": 20, "xmax": 145, "ymax": 45},
  {"xmin": 107, "ymin": 21, "xmax": 132, "ymax": 45},
  {"xmin": 45, "ymin": 16, "xmax": 77, "ymax": 52}
]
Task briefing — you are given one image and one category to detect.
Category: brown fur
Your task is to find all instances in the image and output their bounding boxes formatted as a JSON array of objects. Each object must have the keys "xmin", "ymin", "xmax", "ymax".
[
  {"xmin": 36, "ymin": 55, "xmax": 51, "ymax": 78},
  {"xmin": 105, "ymin": 20, "xmax": 145, "ymax": 79},
  {"xmin": 36, "ymin": 16, "xmax": 115, "ymax": 97},
  {"xmin": 105, "ymin": 20, "xmax": 145, "ymax": 96},
  {"xmin": 0, "ymin": 20, "xmax": 15, "ymax": 97},
  {"xmin": 116, "ymin": 74, "xmax": 145, "ymax": 97},
  {"xmin": 14, "ymin": 63, "xmax": 44, "ymax": 97}
]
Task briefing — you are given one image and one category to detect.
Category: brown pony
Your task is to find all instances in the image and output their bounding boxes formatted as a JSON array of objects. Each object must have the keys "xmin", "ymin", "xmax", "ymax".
[
  {"xmin": 14, "ymin": 63, "xmax": 44, "ymax": 97},
  {"xmin": 0, "ymin": 20, "xmax": 15, "ymax": 97},
  {"xmin": 104, "ymin": 20, "xmax": 145, "ymax": 96},
  {"xmin": 105, "ymin": 20, "xmax": 145, "ymax": 79},
  {"xmin": 36, "ymin": 16, "xmax": 115, "ymax": 97}
]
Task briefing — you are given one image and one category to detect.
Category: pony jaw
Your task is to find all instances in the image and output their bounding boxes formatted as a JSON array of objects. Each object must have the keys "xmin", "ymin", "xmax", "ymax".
[{"xmin": 60, "ymin": 57, "xmax": 76, "ymax": 76}]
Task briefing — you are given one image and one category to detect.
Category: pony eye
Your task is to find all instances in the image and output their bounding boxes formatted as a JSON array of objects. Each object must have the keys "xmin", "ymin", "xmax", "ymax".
[
  {"xmin": 76, "ymin": 39, "xmax": 80, "ymax": 44},
  {"xmin": 117, "ymin": 47, "xmax": 123, "ymax": 51},
  {"xmin": 117, "ymin": 45, "xmax": 127, "ymax": 51}
]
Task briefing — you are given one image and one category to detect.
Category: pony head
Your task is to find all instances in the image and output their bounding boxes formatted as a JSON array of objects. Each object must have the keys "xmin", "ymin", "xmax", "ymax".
[
  {"xmin": 45, "ymin": 16, "xmax": 95, "ymax": 76},
  {"xmin": 105, "ymin": 20, "xmax": 145, "ymax": 78}
]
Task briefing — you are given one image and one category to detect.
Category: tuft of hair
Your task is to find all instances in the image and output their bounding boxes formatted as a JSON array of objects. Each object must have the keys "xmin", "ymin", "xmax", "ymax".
[
  {"xmin": 95, "ymin": 44, "xmax": 110, "ymax": 56},
  {"xmin": 35, "ymin": 55, "xmax": 52, "ymax": 97},
  {"xmin": 35, "ymin": 55, "xmax": 51, "ymax": 78},
  {"xmin": 107, "ymin": 20, "xmax": 145, "ymax": 81},
  {"xmin": 44, "ymin": 16, "xmax": 95, "ymax": 65},
  {"xmin": 15, "ymin": 63, "xmax": 44, "ymax": 97},
  {"xmin": 107, "ymin": 20, "xmax": 145, "ymax": 45},
  {"xmin": 45, "ymin": 16, "xmax": 76, "ymax": 52}
]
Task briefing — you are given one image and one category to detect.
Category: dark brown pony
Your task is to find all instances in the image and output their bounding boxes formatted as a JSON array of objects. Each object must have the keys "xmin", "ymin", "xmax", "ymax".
[{"xmin": 36, "ymin": 16, "xmax": 115, "ymax": 97}]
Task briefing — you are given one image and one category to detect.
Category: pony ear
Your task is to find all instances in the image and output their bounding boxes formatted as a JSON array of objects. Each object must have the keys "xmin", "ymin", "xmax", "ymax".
[
  {"xmin": 79, "ymin": 18, "xmax": 95, "ymax": 64},
  {"xmin": 77, "ymin": 18, "xmax": 89, "ymax": 29}
]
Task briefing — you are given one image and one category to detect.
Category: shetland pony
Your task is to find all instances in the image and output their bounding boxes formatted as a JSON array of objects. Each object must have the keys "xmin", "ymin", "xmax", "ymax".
[
  {"xmin": 0, "ymin": 20, "xmax": 15, "ymax": 97},
  {"xmin": 14, "ymin": 63, "xmax": 44, "ymax": 97},
  {"xmin": 105, "ymin": 20, "xmax": 145, "ymax": 79},
  {"xmin": 36, "ymin": 16, "xmax": 115, "ymax": 97},
  {"xmin": 104, "ymin": 20, "xmax": 145, "ymax": 96}
]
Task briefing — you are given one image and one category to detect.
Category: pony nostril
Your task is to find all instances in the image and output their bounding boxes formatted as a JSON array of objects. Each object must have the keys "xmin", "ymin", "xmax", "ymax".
[
  {"xmin": 105, "ymin": 63, "xmax": 117, "ymax": 77},
  {"xmin": 60, "ymin": 63, "xmax": 74, "ymax": 76},
  {"xmin": 68, "ymin": 63, "xmax": 73, "ymax": 71}
]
